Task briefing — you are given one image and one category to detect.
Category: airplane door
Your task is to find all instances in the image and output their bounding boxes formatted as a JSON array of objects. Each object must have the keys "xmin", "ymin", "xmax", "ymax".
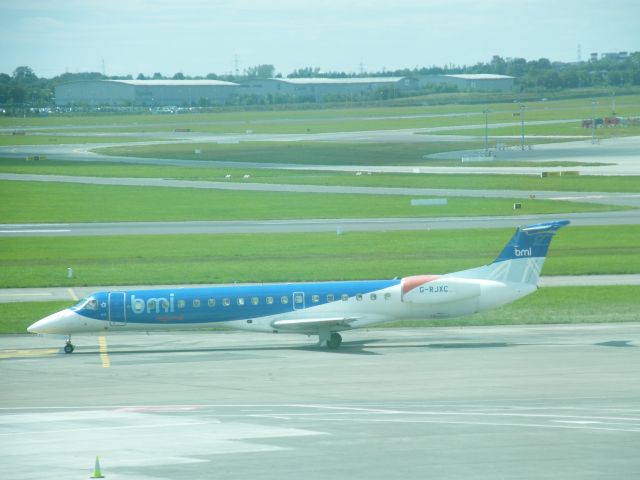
[
  {"xmin": 109, "ymin": 292, "xmax": 127, "ymax": 326},
  {"xmin": 293, "ymin": 291, "xmax": 305, "ymax": 310}
]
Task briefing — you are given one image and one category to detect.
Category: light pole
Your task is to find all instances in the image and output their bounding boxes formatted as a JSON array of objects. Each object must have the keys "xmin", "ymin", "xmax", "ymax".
[
  {"xmin": 519, "ymin": 104, "xmax": 526, "ymax": 151},
  {"xmin": 591, "ymin": 100, "xmax": 598, "ymax": 144},
  {"xmin": 611, "ymin": 91, "xmax": 616, "ymax": 116},
  {"xmin": 483, "ymin": 109, "xmax": 490, "ymax": 155}
]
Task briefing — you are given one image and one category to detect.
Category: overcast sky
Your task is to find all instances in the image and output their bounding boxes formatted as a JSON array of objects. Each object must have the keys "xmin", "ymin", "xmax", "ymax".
[{"xmin": 1, "ymin": 0, "xmax": 638, "ymax": 78}]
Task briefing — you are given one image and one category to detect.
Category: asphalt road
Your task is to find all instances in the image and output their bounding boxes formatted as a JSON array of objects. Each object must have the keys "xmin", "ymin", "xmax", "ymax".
[{"xmin": 2, "ymin": 324, "xmax": 639, "ymax": 480}]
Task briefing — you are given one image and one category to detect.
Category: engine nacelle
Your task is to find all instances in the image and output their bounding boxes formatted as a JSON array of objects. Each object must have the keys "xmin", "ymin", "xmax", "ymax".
[{"xmin": 401, "ymin": 275, "xmax": 481, "ymax": 304}]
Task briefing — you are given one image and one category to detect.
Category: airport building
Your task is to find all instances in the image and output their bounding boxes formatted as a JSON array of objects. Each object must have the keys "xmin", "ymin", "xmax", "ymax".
[
  {"xmin": 418, "ymin": 74, "xmax": 515, "ymax": 91},
  {"xmin": 55, "ymin": 79, "xmax": 240, "ymax": 106},
  {"xmin": 238, "ymin": 77, "xmax": 420, "ymax": 102},
  {"xmin": 55, "ymin": 74, "xmax": 512, "ymax": 107}
]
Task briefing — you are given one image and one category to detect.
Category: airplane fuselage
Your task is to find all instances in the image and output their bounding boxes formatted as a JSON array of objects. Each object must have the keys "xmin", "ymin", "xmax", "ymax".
[{"xmin": 28, "ymin": 220, "xmax": 569, "ymax": 351}]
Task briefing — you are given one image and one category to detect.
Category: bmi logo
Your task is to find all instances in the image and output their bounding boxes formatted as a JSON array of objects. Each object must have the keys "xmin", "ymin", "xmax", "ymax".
[
  {"xmin": 514, "ymin": 247, "xmax": 532, "ymax": 257},
  {"xmin": 131, "ymin": 293, "xmax": 174, "ymax": 314}
]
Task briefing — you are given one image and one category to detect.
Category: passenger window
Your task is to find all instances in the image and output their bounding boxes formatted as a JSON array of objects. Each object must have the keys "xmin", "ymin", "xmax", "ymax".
[
  {"xmin": 193, "ymin": 299, "xmax": 200, "ymax": 308},
  {"xmin": 177, "ymin": 299, "xmax": 186, "ymax": 309},
  {"xmin": 148, "ymin": 299, "xmax": 156, "ymax": 311},
  {"xmin": 281, "ymin": 296, "xmax": 289, "ymax": 305},
  {"xmin": 223, "ymin": 298, "xmax": 230, "ymax": 307},
  {"xmin": 384, "ymin": 293, "xmax": 391, "ymax": 300},
  {"xmin": 266, "ymin": 296, "xmax": 274, "ymax": 305},
  {"xmin": 251, "ymin": 297, "xmax": 259, "ymax": 305},
  {"xmin": 237, "ymin": 297, "xmax": 245, "ymax": 306},
  {"xmin": 208, "ymin": 298, "xmax": 216, "ymax": 307},
  {"xmin": 341, "ymin": 294, "xmax": 349, "ymax": 301},
  {"xmin": 327, "ymin": 294, "xmax": 335, "ymax": 302},
  {"xmin": 356, "ymin": 294, "xmax": 363, "ymax": 301},
  {"xmin": 370, "ymin": 293, "xmax": 377, "ymax": 301},
  {"xmin": 312, "ymin": 294, "xmax": 320, "ymax": 303}
]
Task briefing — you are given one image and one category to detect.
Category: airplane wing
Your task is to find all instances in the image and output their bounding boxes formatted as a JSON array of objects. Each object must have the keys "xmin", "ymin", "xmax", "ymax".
[{"xmin": 272, "ymin": 317, "xmax": 359, "ymax": 330}]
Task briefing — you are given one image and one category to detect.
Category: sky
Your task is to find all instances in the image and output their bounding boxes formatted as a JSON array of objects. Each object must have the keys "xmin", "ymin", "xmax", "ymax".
[{"xmin": 1, "ymin": 0, "xmax": 639, "ymax": 78}]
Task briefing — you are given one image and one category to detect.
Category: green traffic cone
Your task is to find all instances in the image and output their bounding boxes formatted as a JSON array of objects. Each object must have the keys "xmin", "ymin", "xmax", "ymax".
[{"xmin": 91, "ymin": 456, "xmax": 105, "ymax": 478}]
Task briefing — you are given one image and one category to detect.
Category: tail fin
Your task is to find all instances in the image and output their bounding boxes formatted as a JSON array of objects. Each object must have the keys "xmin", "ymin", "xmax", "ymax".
[{"xmin": 454, "ymin": 220, "xmax": 569, "ymax": 285}]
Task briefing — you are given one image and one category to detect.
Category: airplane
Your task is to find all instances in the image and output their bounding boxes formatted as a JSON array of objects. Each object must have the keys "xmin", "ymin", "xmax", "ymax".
[{"xmin": 28, "ymin": 220, "xmax": 569, "ymax": 353}]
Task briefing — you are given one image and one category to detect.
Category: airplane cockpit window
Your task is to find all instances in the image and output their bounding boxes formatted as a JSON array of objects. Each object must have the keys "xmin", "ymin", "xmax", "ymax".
[{"xmin": 74, "ymin": 297, "xmax": 98, "ymax": 311}]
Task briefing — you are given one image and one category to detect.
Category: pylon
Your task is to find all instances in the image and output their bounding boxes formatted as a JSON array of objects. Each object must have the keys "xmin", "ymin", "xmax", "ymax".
[{"xmin": 91, "ymin": 456, "xmax": 105, "ymax": 478}]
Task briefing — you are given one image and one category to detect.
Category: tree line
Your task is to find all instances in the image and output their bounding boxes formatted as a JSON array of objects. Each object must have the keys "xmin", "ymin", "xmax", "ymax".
[{"xmin": 1, "ymin": 54, "xmax": 639, "ymax": 112}]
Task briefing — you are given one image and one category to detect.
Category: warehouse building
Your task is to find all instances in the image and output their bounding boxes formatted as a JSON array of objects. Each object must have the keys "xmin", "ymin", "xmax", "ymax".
[
  {"xmin": 417, "ymin": 74, "xmax": 514, "ymax": 91},
  {"xmin": 55, "ymin": 74, "xmax": 512, "ymax": 107},
  {"xmin": 55, "ymin": 79, "xmax": 240, "ymax": 106},
  {"xmin": 238, "ymin": 77, "xmax": 419, "ymax": 102}
]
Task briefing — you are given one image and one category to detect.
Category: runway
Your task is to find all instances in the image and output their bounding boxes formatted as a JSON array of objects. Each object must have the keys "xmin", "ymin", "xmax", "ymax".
[
  {"xmin": 1, "ymin": 210, "xmax": 639, "ymax": 237},
  {"xmin": 2, "ymin": 324, "xmax": 639, "ymax": 479}
]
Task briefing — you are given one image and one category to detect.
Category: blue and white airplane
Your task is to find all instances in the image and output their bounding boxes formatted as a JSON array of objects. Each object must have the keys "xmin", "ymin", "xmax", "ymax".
[{"xmin": 28, "ymin": 220, "xmax": 569, "ymax": 352}]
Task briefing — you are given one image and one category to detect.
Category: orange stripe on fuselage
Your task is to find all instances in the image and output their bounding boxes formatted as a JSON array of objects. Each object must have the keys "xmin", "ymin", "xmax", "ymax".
[{"xmin": 401, "ymin": 275, "xmax": 441, "ymax": 294}]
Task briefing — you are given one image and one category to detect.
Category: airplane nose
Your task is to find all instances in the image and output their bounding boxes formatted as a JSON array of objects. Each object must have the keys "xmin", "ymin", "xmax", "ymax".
[{"xmin": 27, "ymin": 310, "xmax": 71, "ymax": 334}]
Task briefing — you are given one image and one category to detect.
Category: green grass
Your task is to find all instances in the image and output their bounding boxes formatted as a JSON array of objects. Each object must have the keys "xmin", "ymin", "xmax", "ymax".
[
  {"xmin": 1, "ymin": 226, "xmax": 638, "ymax": 288},
  {"xmin": 95, "ymin": 140, "xmax": 501, "ymax": 166},
  {"xmin": 0, "ymin": 134, "xmax": 168, "ymax": 146},
  {"xmin": 0, "ymin": 301, "xmax": 71, "ymax": 334},
  {"xmin": 0, "ymin": 180, "xmax": 618, "ymax": 224},
  {"xmin": 2, "ymin": 93, "xmax": 638, "ymax": 135},
  {"xmin": 2, "ymin": 286, "xmax": 638, "ymax": 334},
  {"xmin": 91, "ymin": 138, "xmax": 601, "ymax": 167},
  {"xmin": 2, "ymin": 157, "xmax": 638, "ymax": 193}
]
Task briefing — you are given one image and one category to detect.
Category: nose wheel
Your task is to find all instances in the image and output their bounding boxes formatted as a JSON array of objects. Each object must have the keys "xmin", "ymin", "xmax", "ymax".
[{"xmin": 64, "ymin": 337, "xmax": 75, "ymax": 354}]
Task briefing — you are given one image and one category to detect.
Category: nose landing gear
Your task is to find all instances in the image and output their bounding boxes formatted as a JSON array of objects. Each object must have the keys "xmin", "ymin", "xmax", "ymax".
[{"xmin": 64, "ymin": 336, "xmax": 75, "ymax": 354}]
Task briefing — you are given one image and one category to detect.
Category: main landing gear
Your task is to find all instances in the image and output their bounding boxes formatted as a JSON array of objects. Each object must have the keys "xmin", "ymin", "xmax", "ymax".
[
  {"xmin": 319, "ymin": 331, "xmax": 343, "ymax": 349},
  {"xmin": 327, "ymin": 332, "xmax": 342, "ymax": 349},
  {"xmin": 64, "ymin": 336, "xmax": 75, "ymax": 354}
]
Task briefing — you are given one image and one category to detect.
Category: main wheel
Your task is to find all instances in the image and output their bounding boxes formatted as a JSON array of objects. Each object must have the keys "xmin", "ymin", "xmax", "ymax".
[
  {"xmin": 327, "ymin": 332, "xmax": 342, "ymax": 349},
  {"xmin": 64, "ymin": 343, "xmax": 74, "ymax": 354}
]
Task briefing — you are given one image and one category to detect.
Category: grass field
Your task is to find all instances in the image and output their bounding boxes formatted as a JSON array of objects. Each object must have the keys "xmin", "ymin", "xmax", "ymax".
[
  {"xmin": 2, "ymin": 286, "xmax": 638, "ymax": 335},
  {"xmin": 2, "ymin": 93, "xmax": 638, "ymax": 136},
  {"xmin": 0, "ymin": 134, "xmax": 168, "ymax": 146},
  {"xmin": 2, "ymin": 158, "xmax": 638, "ymax": 193},
  {"xmin": 92, "ymin": 139, "xmax": 587, "ymax": 166},
  {"xmin": 0, "ymin": 180, "xmax": 619, "ymax": 224},
  {"xmin": 1, "ymin": 226, "xmax": 638, "ymax": 288}
]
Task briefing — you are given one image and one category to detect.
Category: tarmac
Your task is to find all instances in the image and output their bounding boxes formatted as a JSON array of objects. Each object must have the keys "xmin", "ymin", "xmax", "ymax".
[{"xmin": 2, "ymin": 324, "xmax": 639, "ymax": 479}]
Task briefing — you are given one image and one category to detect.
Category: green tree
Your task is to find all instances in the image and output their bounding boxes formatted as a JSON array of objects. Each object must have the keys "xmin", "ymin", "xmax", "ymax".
[
  {"xmin": 12, "ymin": 66, "xmax": 38, "ymax": 83},
  {"xmin": 245, "ymin": 64, "xmax": 276, "ymax": 78}
]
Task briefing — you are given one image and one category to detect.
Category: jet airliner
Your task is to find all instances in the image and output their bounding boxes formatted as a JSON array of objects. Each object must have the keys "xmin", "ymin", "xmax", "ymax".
[{"xmin": 28, "ymin": 220, "xmax": 569, "ymax": 352}]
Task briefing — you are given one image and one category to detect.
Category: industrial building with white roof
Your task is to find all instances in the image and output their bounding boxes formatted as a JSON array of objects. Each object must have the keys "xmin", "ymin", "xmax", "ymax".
[{"xmin": 55, "ymin": 74, "xmax": 514, "ymax": 107}]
